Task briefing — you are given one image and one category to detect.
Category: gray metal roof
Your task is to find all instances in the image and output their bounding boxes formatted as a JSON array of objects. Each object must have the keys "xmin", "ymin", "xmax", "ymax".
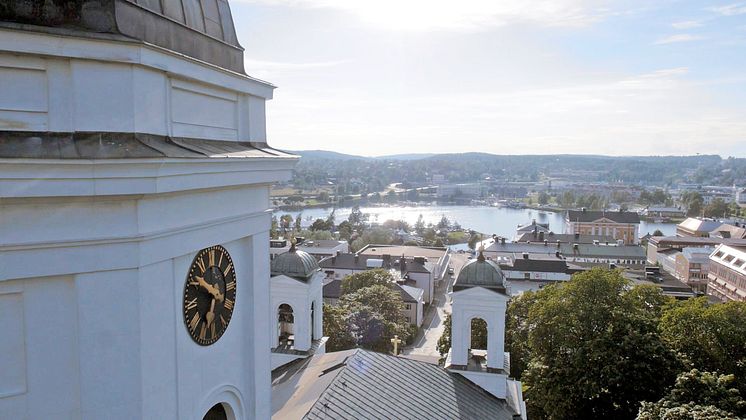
[
  {"xmin": 271, "ymin": 245, "xmax": 320, "ymax": 281},
  {"xmin": 1, "ymin": 0, "xmax": 245, "ymax": 73},
  {"xmin": 454, "ymin": 252, "xmax": 507, "ymax": 293},
  {"xmin": 302, "ymin": 349, "xmax": 516, "ymax": 420},
  {"xmin": 567, "ymin": 209, "xmax": 641, "ymax": 224}
]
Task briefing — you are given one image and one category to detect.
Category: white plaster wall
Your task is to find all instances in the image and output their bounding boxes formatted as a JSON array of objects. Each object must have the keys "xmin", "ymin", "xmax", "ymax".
[
  {"xmin": 503, "ymin": 270, "xmax": 571, "ymax": 281},
  {"xmin": 450, "ymin": 288, "xmax": 508, "ymax": 370},
  {"xmin": 408, "ymin": 271, "xmax": 433, "ymax": 304},
  {"xmin": 0, "ymin": 44, "xmax": 271, "ymax": 141}
]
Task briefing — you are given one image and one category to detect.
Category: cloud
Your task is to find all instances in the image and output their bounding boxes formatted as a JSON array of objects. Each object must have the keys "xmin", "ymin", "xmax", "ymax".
[
  {"xmin": 671, "ymin": 20, "xmax": 703, "ymax": 29},
  {"xmin": 244, "ymin": 59, "xmax": 349, "ymax": 71},
  {"xmin": 654, "ymin": 34, "xmax": 706, "ymax": 44},
  {"xmin": 709, "ymin": 3, "xmax": 746, "ymax": 16},
  {"xmin": 239, "ymin": 0, "xmax": 614, "ymax": 31}
]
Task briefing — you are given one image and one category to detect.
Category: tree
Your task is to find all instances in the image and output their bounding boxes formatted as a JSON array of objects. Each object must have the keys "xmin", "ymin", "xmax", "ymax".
[
  {"xmin": 519, "ymin": 269, "xmax": 678, "ymax": 419},
  {"xmin": 652, "ymin": 229, "xmax": 664, "ymax": 236},
  {"xmin": 340, "ymin": 269, "xmax": 394, "ymax": 295},
  {"xmin": 660, "ymin": 298, "xmax": 746, "ymax": 394},
  {"xmin": 337, "ymin": 220, "xmax": 353, "ymax": 241},
  {"xmin": 348, "ymin": 205, "xmax": 369, "ymax": 232},
  {"xmin": 310, "ymin": 218, "xmax": 332, "ymax": 232},
  {"xmin": 316, "ymin": 191, "xmax": 330, "ymax": 202},
  {"xmin": 270, "ymin": 215, "xmax": 279, "ymax": 239},
  {"xmin": 467, "ymin": 233, "xmax": 481, "ymax": 250},
  {"xmin": 538, "ymin": 191, "xmax": 549, "ymax": 205},
  {"xmin": 340, "ymin": 284, "xmax": 410, "ymax": 352},
  {"xmin": 279, "ymin": 214, "xmax": 293, "ymax": 235},
  {"xmin": 505, "ymin": 290, "xmax": 539, "ymax": 379},
  {"xmin": 350, "ymin": 227, "xmax": 394, "ymax": 252},
  {"xmin": 323, "ymin": 304, "xmax": 356, "ymax": 352},
  {"xmin": 637, "ymin": 369, "xmax": 746, "ymax": 420},
  {"xmin": 704, "ymin": 198, "xmax": 729, "ymax": 218},
  {"xmin": 437, "ymin": 215, "xmax": 451, "ymax": 230},
  {"xmin": 414, "ymin": 214, "xmax": 425, "ymax": 235},
  {"xmin": 294, "ymin": 213, "xmax": 302, "ymax": 232}
]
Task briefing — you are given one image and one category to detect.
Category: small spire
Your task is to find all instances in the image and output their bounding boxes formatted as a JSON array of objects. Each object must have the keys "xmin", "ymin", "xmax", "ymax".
[
  {"xmin": 477, "ymin": 240, "xmax": 486, "ymax": 262},
  {"xmin": 289, "ymin": 236, "xmax": 297, "ymax": 253}
]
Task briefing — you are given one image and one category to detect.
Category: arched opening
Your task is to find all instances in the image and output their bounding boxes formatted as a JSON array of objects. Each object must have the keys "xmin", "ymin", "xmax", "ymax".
[
  {"xmin": 278, "ymin": 303, "xmax": 295, "ymax": 348},
  {"xmin": 469, "ymin": 317, "xmax": 488, "ymax": 368},
  {"xmin": 310, "ymin": 301, "xmax": 316, "ymax": 340},
  {"xmin": 203, "ymin": 403, "xmax": 227, "ymax": 420}
]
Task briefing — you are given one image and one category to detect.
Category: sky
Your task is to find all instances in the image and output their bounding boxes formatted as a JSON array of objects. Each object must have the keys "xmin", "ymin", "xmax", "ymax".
[{"xmin": 231, "ymin": 0, "xmax": 746, "ymax": 157}]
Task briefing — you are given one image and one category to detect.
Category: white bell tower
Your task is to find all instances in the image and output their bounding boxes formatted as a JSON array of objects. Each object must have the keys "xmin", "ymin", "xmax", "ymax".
[{"xmin": 445, "ymin": 250, "xmax": 527, "ymax": 419}]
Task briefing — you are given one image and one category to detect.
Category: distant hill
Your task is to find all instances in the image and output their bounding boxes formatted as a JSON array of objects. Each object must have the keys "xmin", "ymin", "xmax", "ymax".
[
  {"xmin": 376, "ymin": 153, "xmax": 436, "ymax": 160},
  {"xmin": 288, "ymin": 150, "xmax": 368, "ymax": 160}
]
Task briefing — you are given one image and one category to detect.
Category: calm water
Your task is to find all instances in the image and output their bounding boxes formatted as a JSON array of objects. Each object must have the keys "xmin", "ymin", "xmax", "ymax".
[{"xmin": 277, "ymin": 205, "xmax": 677, "ymax": 240}]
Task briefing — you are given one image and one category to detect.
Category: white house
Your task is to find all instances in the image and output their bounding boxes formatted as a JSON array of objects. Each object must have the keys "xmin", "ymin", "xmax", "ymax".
[
  {"xmin": 0, "ymin": 2, "xmax": 295, "ymax": 419},
  {"xmin": 270, "ymin": 238, "xmax": 348, "ymax": 261},
  {"xmin": 269, "ymin": 245, "xmax": 325, "ymax": 371}
]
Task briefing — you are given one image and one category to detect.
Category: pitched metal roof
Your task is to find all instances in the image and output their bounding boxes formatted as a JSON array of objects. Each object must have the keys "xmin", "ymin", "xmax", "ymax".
[
  {"xmin": 296, "ymin": 349, "xmax": 516, "ymax": 420},
  {"xmin": 515, "ymin": 232, "xmax": 616, "ymax": 244},
  {"xmin": 566, "ymin": 209, "xmax": 641, "ymax": 224}
]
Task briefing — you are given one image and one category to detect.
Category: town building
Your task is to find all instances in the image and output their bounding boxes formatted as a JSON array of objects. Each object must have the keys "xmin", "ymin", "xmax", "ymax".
[
  {"xmin": 737, "ymin": 188, "xmax": 746, "ymax": 208},
  {"xmin": 514, "ymin": 219, "xmax": 550, "ymax": 241},
  {"xmin": 497, "ymin": 253, "xmax": 585, "ymax": 282},
  {"xmin": 436, "ymin": 183, "xmax": 483, "ymax": 199},
  {"xmin": 515, "ymin": 231, "xmax": 615, "ymax": 245},
  {"xmin": 565, "ymin": 209, "xmax": 641, "ymax": 245},
  {"xmin": 709, "ymin": 223, "xmax": 746, "ymax": 240},
  {"xmin": 359, "ymin": 244, "xmax": 451, "ymax": 286},
  {"xmin": 322, "ymin": 279, "xmax": 424, "ymax": 326},
  {"xmin": 482, "ymin": 238, "xmax": 647, "ymax": 267},
  {"xmin": 642, "ymin": 207, "xmax": 686, "ymax": 219},
  {"xmin": 319, "ymin": 252, "xmax": 433, "ymax": 304},
  {"xmin": 270, "ymin": 238, "xmax": 349, "ymax": 261},
  {"xmin": 676, "ymin": 218, "xmax": 722, "ymax": 237},
  {"xmin": 0, "ymin": 2, "xmax": 295, "ymax": 419},
  {"xmin": 707, "ymin": 244, "xmax": 746, "ymax": 302},
  {"xmin": 647, "ymin": 236, "xmax": 746, "ymax": 265},
  {"xmin": 676, "ymin": 248, "xmax": 711, "ymax": 293},
  {"xmin": 269, "ymin": 245, "xmax": 326, "ymax": 370}
]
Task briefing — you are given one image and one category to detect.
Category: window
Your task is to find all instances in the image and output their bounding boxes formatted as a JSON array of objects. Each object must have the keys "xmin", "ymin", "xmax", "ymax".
[
  {"xmin": 405, "ymin": 304, "xmax": 412, "ymax": 310},
  {"xmin": 524, "ymin": 272, "xmax": 530, "ymax": 280}
]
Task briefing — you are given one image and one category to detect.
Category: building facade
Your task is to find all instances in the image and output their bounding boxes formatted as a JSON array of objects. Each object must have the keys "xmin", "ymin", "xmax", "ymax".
[
  {"xmin": 707, "ymin": 244, "xmax": 746, "ymax": 302},
  {"xmin": 565, "ymin": 209, "xmax": 640, "ymax": 245},
  {"xmin": 0, "ymin": 3, "xmax": 295, "ymax": 419}
]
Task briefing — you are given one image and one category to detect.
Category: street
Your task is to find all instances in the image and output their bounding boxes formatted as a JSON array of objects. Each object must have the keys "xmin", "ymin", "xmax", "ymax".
[{"xmin": 402, "ymin": 252, "xmax": 471, "ymax": 360}]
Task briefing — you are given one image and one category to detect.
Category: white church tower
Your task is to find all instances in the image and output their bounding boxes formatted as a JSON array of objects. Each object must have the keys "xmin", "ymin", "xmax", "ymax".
[
  {"xmin": 445, "ymin": 249, "xmax": 527, "ymax": 419},
  {"xmin": 269, "ymin": 242, "xmax": 326, "ymax": 370},
  {"xmin": 0, "ymin": 2, "xmax": 296, "ymax": 419}
]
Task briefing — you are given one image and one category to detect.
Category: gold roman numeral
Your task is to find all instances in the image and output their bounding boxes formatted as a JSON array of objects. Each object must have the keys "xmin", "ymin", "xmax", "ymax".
[
  {"xmin": 199, "ymin": 323, "xmax": 207, "ymax": 341},
  {"xmin": 223, "ymin": 263, "xmax": 232, "ymax": 277},
  {"xmin": 220, "ymin": 315, "xmax": 227, "ymax": 328},
  {"xmin": 209, "ymin": 249, "xmax": 215, "ymax": 267},
  {"xmin": 217, "ymin": 252, "xmax": 224, "ymax": 269},
  {"xmin": 185, "ymin": 297, "xmax": 198, "ymax": 311},
  {"xmin": 189, "ymin": 312, "xmax": 201, "ymax": 331},
  {"xmin": 196, "ymin": 257, "xmax": 206, "ymax": 274},
  {"xmin": 210, "ymin": 321, "xmax": 216, "ymax": 338},
  {"xmin": 224, "ymin": 298, "xmax": 234, "ymax": 311},
  {"xmin": 226, "ymin": 280, "xmax": 235, "ymax": 292}
]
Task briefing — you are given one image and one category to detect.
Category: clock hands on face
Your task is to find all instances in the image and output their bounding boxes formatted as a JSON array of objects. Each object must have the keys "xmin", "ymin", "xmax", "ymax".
[
  {"xmin": 205, "ymin": 298, "xmax": 217, "ymax": 326},
  {"xmin": 195, "ymin": 275, "xmax": 224, "ymax": 302}
]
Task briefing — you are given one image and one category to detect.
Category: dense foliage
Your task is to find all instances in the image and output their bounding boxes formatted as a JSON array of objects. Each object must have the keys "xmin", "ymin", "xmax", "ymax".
[
  {"xmin": 496, "ymin": 269, "xmax": 746, "ymax": 419},
  {"xmin": 323, "ymin": 270, "xmax": 411, "ymax": 353}
]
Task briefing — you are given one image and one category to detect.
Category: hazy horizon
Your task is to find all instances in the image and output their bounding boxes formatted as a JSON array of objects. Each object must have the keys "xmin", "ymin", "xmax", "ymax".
[
  {"xmin": 233, "ymin": 1, "xmax": 746, "ymax": 158},
  {"xmin": 290, "ymin": 149, "xmax": 736, "ymax": 159}
]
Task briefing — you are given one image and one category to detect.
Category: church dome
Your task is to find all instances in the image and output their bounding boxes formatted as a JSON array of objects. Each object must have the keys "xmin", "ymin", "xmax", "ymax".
[
  {"xmin": 271, "ymin": 243, "xmax": 320, "ymax": 281},
  {"xmin": 1, "ymin": 0, "xmax": 245, "ymax": 73},
  {"xmin": 454, "ymin": 251, "xmax": 508, "ymax": 293}
]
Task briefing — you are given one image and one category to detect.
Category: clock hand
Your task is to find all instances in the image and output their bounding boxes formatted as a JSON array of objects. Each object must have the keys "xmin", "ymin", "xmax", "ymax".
[
  {"xmin": 206, "ymin": 298, "xmax": 216, "ymax": 326},
  {"xmin": 195, "ymin": 276, "xmax": 224, "ymax": 302}
]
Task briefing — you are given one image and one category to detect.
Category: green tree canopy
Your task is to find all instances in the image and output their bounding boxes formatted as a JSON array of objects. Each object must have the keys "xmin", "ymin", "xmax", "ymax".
[
  {"xmin": 340, "ymin": 269, "xmax": 395, "ymax": 295},
  {"xmin": 637, "ymin": 369, "xmax": 746, "ymax": 420},
  {"xmin": 517, "ymin": 269, "xmax": 679, "ymax": 419}
]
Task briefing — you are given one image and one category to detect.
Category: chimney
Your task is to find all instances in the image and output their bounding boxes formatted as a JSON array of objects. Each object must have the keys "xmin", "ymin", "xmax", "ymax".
[
  {"xmin": 574, "ymin": 233, "xmax": 580, "ymax": 239},
  {"xmin": 555, "ymin": 251, "xmax": 561, "ymax": 258},
  {"xmin": 522, "ymin": 252, "xmax": 529, "ymax": 260},
  {"xmin": 557, "ymin": 240, "xmax": 561, "ymax": 248},
  {"xmin": 539, "ymin": 231, "xmax": 545, "ymax": 241},
  {"xmin": 400, "ymin": 259, "xmax": 406, "ymax": 274},
  {"xmin": 354, "ymin": 254, "xmax": 359, "ymax": 263},
  {"xmin": 544, "ymin": 240, "xmax": 548, "ymax": 246},
  {"xmin": 582, "ymin": 207, "xmax": 587, "ymax": 213},
  {"xmin": 501, "ymin": 237, "xmax": 506, "ymax": 245}
]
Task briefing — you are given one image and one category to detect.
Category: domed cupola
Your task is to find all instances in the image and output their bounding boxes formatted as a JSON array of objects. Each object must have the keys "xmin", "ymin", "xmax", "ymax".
[
  {"xmin": 453, "ymin": 249, "xmax": 508, "ymax": 294},
  {"xmin": 271, "ymin": 241, "xmax": 320, "ymax": 281}
]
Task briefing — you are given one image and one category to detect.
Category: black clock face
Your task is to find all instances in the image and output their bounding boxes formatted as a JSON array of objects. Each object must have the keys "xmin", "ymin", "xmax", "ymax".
[{"xmin": 183, "ymin": 245, "xmax": 236, "ymax": 346}]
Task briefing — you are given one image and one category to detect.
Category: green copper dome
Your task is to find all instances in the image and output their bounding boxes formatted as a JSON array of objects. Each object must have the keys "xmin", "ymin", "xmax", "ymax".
[
  {"xmin": 271, "ymin": 243, "xmax": 320, "ymax": 281},
  {"xmin": 453, "ymin": 252, "xmax": 507, "ymax": 293}
]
